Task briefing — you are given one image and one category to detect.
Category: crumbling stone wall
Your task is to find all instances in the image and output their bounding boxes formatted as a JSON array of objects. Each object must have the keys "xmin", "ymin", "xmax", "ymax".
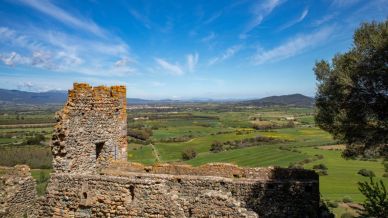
[
  {"xmin": 107, "ymin": 161, "xmax": 318, "ymax": 180},
  {"xmin": 38, "ymin": 167, "xmax": 319, "ymax": 217},
  {"xmin": 51, "ymin": 83, "xmax": 127, "ymax": 173},
  {"xmin": 0, "ymin": 165, "xmax": 37, "ymax": 218}
]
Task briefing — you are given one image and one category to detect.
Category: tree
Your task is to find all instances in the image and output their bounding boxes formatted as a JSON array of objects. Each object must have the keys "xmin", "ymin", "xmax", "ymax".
[
  {"xmin": 358, "ymin": 177, "xmax": 388, "ymax": 217},
  {"xmin": 314, "ymin": 20, "xmax": 388, "ymax": 157}
]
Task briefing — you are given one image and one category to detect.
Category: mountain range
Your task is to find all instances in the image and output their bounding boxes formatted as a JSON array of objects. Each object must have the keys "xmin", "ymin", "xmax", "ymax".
[{"xmin": 0, "ymin": 89, "xmax": 314, "ymax": 107}]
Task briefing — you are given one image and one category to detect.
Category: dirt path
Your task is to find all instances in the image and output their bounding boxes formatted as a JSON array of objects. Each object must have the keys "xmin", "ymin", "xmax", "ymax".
[
  {"xmin": 150, "ymin": 143, "xmax": 161, "ymax": 162},
  {"xmin": 185, "ymin": 138, "xmax": 196, "ymax": 143},
  {"xmin": 319, "ymin": 144, "xmax": 346, "ymax": 150}
]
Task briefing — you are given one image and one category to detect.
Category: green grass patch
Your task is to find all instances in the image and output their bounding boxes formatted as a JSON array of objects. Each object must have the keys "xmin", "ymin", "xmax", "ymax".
[{"xmin": 301, "ymin": 147, "xmax": 388, "ymax": 203}]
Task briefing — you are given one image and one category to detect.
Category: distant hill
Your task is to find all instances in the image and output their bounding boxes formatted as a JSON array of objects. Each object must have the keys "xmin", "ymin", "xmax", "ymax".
[
  {"xmin": 0, "ymin": 89, "xmax": 179, "ymax": 105},
  {"xmin": 239, "ymin": 94, "xmax": 314, "ymax": 107},
  {"xmin": 0, "ymin": 89, "xmax": 67, "ymax": 104},
  {"xmin": 0, "ymin": 89, "xmax": 314, "ymax": 107}
]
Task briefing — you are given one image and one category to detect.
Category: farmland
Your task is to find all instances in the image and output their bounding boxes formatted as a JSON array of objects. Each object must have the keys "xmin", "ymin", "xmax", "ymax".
[{"xmin": 0, "ymin": 104, "xmax": 387, "ymax": 217}]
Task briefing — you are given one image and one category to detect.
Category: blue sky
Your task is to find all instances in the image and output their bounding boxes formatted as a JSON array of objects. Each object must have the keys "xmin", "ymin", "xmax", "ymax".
[{"xmin": 0, "ymin": 0, "xmax": 387, "ymax": 99}]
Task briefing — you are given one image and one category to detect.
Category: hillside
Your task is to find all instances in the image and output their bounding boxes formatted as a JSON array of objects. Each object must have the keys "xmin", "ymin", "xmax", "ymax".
[
  {"xmin": 0, "ymin": 89, "xmax": 314, "ymax": 107},
  {"xmin": 239, "ymin": 94, "xmax": 314, "ymax": 107},
  {"xmin": 0, "ymin": 89, "xmax": 67, "ymax": 104}
]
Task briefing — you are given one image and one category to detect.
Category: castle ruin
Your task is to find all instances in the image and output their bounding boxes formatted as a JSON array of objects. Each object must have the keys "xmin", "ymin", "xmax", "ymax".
[
  {"xmin": 1, "ymin": 83, "xmax": 321, "ymax": 217},
  {"xmin": 51, "ymin": 83, "xmax": 128, "ymax": 173}
]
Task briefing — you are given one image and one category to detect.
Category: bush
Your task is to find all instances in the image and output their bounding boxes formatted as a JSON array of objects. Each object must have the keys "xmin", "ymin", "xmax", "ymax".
[
  {"xmin": 383, "ymin": 173, "xmax": 388, "ymax": 178},
  {"xmin": 358, "ymin": 169, "xmax": 375, "ymax": 177},
  {"xmin": 288, "ymin": 163, "xmax": 303, "ymax": 169},
  {"xmin": 181, "ymin": 148, "xmax": 197, "ymax": 160},
  {"xmin": 327, "ymin": 201, "xmax": 338, "ymax": 208},
  {"xmin": 342, "ymin": 196, "xmax": 353, "ymax": 203},
  {"xmin": 210, "ymin": 141, "xmax": 223, "ymax": 153},
  {"xmin": 313, "ymin": 164, "xmax": 328, "ymax": 170},
  {"xmin": 317, "ymin": 170, "xmax": 328, "ymax": 176},
  {"xmin": 358, "ymin": 177, "xmax": 388, "ymax": 217},
  {"xmin": 384, "ymin": 162, "xmax": 388, "ymax": 172},
  {"xmin": 127, "ymin": 127, "xmax": 153, "ymax": 141},
  {"xmin": 25, "ymin": 134, "xmax": 45, "ymax": 145}
]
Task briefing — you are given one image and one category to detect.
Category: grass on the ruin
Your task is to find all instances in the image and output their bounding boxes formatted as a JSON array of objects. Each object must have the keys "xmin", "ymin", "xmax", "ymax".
[{"xmin": 31, "ymin": 169, "xmax": 52, "ymax": 196}]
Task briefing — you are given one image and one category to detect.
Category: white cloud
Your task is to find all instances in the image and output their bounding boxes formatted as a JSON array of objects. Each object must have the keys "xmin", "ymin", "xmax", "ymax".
[
  {"xmin": 0, "ymin": 26, "xmax": 136, "ymax": 76},
  {"xmin": 240, "ymin": 0, "xmax": 284, "ymax": 39},
  {"xmin": 2, "ymin": 1, "xmax": 137, "ymax": 76},
  {"xmin": 17, "ymin": 0, "xmax": 105, "ymax": 36},
  {"xmin": 155, "ymin": 58, "xmax": 184, "ymax": 75},
  {"xmin": 209, "ymin": 45, "xmax": 242, "ymax": 65},
  {"xmin": 278, "ymin": 8, "xmax": 309, "ymax": 31},
  {"xmin": 201, "ymin": 32, "xmax": 216, "ymax": 43},
  {"xmin": 115, "ymin": 57, "xmax": 134, "ymax": 67},
  {"xmin": 0, "ymin": 52, "xmax": 29, "ymax": 66},
  {"xmin": 253, "ymin": 26, "xmax": 333, "ymax": 64},
  {"xmin": 16, "ymin": 81, "xmax": 50, "ymax": 92},
  {"xmin": 187, "ymin": 53, "xmax": 199, "ymax": 72}
]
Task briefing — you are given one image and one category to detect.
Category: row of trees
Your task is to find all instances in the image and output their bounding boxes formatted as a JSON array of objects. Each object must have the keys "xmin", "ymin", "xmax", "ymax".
[{"xmin": 210, "ymin": 136, "xmax": 285, "ymax": 153}]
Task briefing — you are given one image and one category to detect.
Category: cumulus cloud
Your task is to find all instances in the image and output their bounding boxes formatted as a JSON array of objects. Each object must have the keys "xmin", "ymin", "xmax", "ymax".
[
  {"xmin": 253, "ymin": 26, "xmax": 333, "ymax": 64},
  {"xmin": 209, "ymin": 45, "xmax": 242, "ymax": 65},
  {"xmin": 155, "ymin": 58, "xmax": 184, "ymax": 75},
  {"xmin": 187, "ymin": 53, "xmax": 199, "ymax": 72}
]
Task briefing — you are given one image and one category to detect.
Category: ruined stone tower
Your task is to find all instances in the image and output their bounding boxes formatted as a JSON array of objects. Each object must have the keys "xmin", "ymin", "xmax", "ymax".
[{"xmin": 51, "ymin": 83, "xmax": 127, "ymax": 173}]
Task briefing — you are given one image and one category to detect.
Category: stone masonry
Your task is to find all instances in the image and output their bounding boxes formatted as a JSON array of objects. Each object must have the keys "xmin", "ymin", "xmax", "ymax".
[
  {"xmin": 0, "ymin": 165, "xmax": 37, "ymax": 218},
  {"xmin": 51, "ymin": 83, "xmax": 127, "ymax": 173}
]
